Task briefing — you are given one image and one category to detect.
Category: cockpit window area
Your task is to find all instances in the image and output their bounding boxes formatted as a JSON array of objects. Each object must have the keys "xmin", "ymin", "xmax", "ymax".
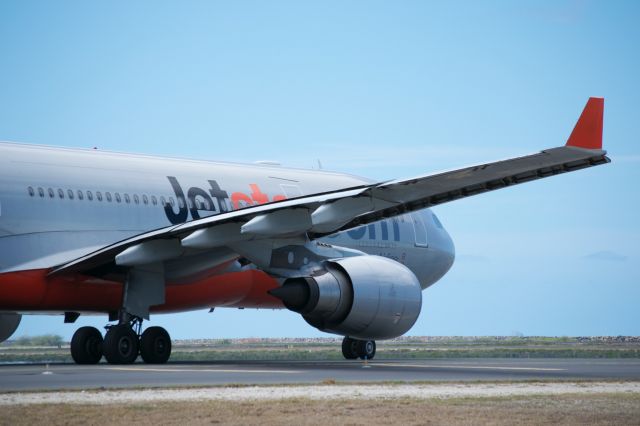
[{"xmin": 432, "ymin": 213, "xmax": 444, "ymax": 229}]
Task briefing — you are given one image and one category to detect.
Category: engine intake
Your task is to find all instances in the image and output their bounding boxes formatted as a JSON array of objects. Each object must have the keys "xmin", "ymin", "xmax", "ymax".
[{"xmin": 270, "ymin": 256, "xmax": 422, "ymax": 340}]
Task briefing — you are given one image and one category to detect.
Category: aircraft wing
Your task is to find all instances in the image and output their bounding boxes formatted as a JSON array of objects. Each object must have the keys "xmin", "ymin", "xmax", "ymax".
[{"xmin": 49, "ymin": 97, "xmax": 609, "ymax": 277}]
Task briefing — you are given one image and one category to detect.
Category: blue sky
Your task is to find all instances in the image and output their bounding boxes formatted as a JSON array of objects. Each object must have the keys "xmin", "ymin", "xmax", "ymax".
[{"xmin": 1, "ymin": 1, "xmax": 639, "ymax": 339}]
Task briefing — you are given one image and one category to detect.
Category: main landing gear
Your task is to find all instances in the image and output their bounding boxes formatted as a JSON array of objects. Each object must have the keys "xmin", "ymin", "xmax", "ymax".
[
  {"xmin": 70, "ymin": 318, "xmax": 172, "ymax": 365},
  {"xmin": 342, "ymin": 336, "xmax": 376, "ymax": 360}
]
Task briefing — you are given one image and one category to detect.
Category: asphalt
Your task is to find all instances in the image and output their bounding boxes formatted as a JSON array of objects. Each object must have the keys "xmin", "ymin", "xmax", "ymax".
[{"xmin": 1, "ymin": 358, "xmax": 640, "ymax": 391}]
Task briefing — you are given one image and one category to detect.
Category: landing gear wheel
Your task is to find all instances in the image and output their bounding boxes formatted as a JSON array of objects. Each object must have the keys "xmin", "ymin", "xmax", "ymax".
[
  {"xmin": 70, "ymin": 326, "xmax": 103, "ymax": 364},
  {"xmin": 357, "ymin": 340, "xmax": 376, "ymax": 360},
  {"xmin": 103, "ymin": 324, "xmax": 139, "ymax": 364},
  {"xmin": 341, "ymin": 337, "xmax": 360, "ymax": 360},
  {"xmin": 140, "ymin": 326, "xmax": 172, "ymax": 364}
]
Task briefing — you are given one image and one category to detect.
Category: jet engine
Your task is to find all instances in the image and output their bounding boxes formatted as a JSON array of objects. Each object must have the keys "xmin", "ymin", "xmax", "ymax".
[
  {"xmin": 0, "ymin": 313, "xmax": 21, "ymax": 343},
  {"xmin": 270, "ymin": 256, "xmax": 422, "ymax": 340}
]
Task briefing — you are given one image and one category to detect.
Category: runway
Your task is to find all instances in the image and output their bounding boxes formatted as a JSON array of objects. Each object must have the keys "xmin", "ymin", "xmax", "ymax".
[{"xmin": 1, "ymin": 358, "xmax": 639, "ymax": 392}]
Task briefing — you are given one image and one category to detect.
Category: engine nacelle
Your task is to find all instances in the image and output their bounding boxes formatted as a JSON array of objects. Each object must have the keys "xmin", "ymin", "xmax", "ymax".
[
  {"xmin": 270, "ymin": 256, "xmax": 422, "ymax": 340},
  {"xmin": 0, "ymin": 313, "xmax": 22, "ymax": 343}
]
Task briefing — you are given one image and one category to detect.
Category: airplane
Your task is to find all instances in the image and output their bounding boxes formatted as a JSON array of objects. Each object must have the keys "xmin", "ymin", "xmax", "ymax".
[{"xmin": 0, "ymin": 98, "xmax": 608, "ymax": 364}]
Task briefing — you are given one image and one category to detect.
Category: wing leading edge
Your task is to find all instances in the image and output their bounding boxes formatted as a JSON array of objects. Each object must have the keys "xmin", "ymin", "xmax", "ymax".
[{"xmin": 49, "ymin": 98, "xmax": 609, "ymax": 277}]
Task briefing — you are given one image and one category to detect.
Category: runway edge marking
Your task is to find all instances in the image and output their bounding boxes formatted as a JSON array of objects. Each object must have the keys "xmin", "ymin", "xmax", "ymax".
[
  {"xmin": 373, "ymin": 363, "xmax": 566, "ymax": 371},
  {"xmin": 106, "ymin": 367, "xmax": 302, "ymax": 374}
]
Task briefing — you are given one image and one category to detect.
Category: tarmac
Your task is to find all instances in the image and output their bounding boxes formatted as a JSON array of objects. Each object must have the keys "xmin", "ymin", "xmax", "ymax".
[{"xmin": 1, "ymin": 358, "xmax": 640, "ymax": 392}]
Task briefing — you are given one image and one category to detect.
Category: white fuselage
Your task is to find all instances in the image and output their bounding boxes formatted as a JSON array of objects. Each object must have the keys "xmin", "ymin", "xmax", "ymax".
[{"xmin": 0, "ymin": 142, "xmax": 455, "ymax": 291}]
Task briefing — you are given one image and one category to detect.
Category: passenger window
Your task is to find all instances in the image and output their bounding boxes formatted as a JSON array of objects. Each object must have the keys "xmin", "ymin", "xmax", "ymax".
[
  {"xmin": 28, "ymin": 187, "xmax": 35, "ymax": 197},
  {"xmin": 115, "ymin": 193, "xmax": 121, "ymax": 203},
  {"xmin": 195, "ymin": 199, "xmax": 202, "ymax": 209},
  {"xmin": 38, "ymin": 187, "xmax": 44, "ymax": 197},
  {"xmin": 160, "ymin": 196, "xmax": 166, "ymax": 206},
  {"xmin": 96, "ymin": 191, "xmax": 103, "ymax": 201},
  {"xmin": 87, "ymin": 191, "xmax": 94, "ymax": 201},
  {"xmin": 58, "ymin": 189, "xmax": 64, "ymax": 199},
  {"xmin": 133, "ymin": 194, "xmax": 139, "ymax": 204},
  {"xmin": 142, "ymin": 194, "xmax": 148, "ymax": 205},
  {"xmin": 48, "ymin": 188, "xmax": 55, "ymax": 198},
  {"xmin": 77, "ymin": 190, "xmax": 84, "ymax": 200},
  {"xmin": 169, "ymin": 197, "xmax": 175, "ymax": 207},
  {"xmin": 67, "ymin": 189, "xmax": 74, "ymax": 200},
  {"xmin": 106, "ymin": 192, "xmax": 112, "ymax": 202},
  {"xmin": 151, "ymin": 196, "xmax": 157, "ymax": 205},
  {"xmin": 178, "ymin": 197, "xmax": 185, "ymax": 209}
]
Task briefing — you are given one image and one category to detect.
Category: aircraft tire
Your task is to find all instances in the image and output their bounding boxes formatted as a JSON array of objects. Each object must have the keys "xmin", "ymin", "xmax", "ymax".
[
  {"xmin": 70, "ymin": 326, "xmax": 103, "ymax": 364},
  {"xmin": 103, "ymin": 324, "xmax": 139, "ymax": 364},
  {"xmin": 356, "ymin": 340, "xmax": 376, "ymax": 360},
  {"xmin": 341, "ymin": 337, "xmax": 360, "ymax": 359},
  {"xmin": 140, "ymin": 326, "xmax": 172, "ymax": 364}
]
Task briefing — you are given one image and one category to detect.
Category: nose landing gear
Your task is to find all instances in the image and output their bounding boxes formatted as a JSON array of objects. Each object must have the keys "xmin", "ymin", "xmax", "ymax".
[
  {"xmin": 342, "ymin": 336, "xmax": 376, "ymax": 360},
  {"xmin": 70, "ymin": 319, "xmax": 172, "ymax": 365}
]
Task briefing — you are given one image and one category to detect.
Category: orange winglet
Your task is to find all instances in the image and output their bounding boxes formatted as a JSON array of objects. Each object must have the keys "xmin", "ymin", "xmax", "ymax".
[{"xmin": 566, "ymin": 97, "xmax": 604, "ymax": 150}]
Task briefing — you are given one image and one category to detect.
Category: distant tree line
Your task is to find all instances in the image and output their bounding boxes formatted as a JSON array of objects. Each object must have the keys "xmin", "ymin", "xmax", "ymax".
[{"xmin": 12, "ymin": 334, "xmax": 65, "ymax": 347}]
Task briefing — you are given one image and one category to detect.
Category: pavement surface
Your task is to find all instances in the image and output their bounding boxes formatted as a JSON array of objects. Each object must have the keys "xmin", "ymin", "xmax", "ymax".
[{"xmin": 1, "ymin": 358, "xmax": 639, "ymax": 392}]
